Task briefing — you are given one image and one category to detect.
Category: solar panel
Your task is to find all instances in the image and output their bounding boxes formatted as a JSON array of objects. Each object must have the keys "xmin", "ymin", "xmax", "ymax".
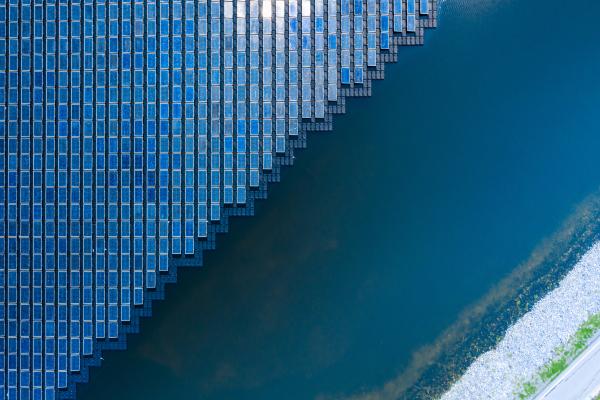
[
  {"xmin": 354, "ymin": 0, "xmax": 364, "ymax": 83},
  {"xmin": 0, "ymin": 0, "xmax": 437, "ymax": 397},
  {"xmin": 327, "ymin": 0, "xmax": 338, "ymax": 101},
  {"xmin": 367, "ymin": 0, "xmax": 376, "ymax": 66}
]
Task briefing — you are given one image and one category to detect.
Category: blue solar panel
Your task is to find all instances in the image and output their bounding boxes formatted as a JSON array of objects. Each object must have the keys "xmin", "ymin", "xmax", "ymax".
[
  {"xmin": 367, "ymin": 0, "xmax": 376, "ymax": 66},
  {"xmin": 275, "ymin": 2, "xmax": 286, "ymax": 150},
  {"xmin": 0, "ymin": 0, "xmax": 437, "ymax": 398},
  {"xmin": 393, "ymin": 0, "xmax": 403, "ymax": 32},
  {"xmin": 289, "ymin": 0, "xmax": 299, "ymax": 134},
  {"xmin": 353, "ymin": 0, "xmax": 364, "ymax": 83},
  {"xmin": 263, "ymin": 0, "xmax": 273, "ymax": 168}
]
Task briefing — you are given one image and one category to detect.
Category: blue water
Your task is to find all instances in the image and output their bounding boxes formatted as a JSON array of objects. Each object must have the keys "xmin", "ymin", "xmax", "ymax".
[{"xmin": 78, "ymin": 0, "xmax": 600, "ymax": 399}]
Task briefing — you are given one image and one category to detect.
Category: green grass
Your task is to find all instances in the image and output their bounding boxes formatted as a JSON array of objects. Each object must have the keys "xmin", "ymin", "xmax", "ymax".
[
  {"xmin": 518, "ymin": 382, "xmax": 537, "ymax": 400},
  {"xmin": 515, "ymin": 312, "xmax": 600, "ymax": 399},
  {"xmin": 539, "ymin": 356, "xmax": 567, "ymax": 382}
]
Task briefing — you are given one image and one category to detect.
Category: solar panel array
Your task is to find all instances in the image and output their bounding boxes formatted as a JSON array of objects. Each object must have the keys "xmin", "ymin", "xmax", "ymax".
[{"xmin": 0, "ymin": 0, "xmax": 437, "ymax": 398}]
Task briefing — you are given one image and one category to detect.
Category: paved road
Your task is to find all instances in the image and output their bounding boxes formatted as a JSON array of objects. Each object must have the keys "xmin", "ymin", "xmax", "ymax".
[{"xmin": 534, "ymin": 333, "xmax": 600, "ymax": 400}]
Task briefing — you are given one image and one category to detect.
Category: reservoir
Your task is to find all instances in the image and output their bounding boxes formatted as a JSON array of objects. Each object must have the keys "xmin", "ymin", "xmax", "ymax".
[{"xmin": 78, "ymin": 0, "xmax": 600, "ymax": 399}]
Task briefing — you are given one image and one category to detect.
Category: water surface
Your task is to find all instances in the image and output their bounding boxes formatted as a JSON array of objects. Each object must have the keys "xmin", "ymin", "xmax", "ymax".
[{"xmin": 79, "ymin": 0, "xmax": 600, "ymax": 398}]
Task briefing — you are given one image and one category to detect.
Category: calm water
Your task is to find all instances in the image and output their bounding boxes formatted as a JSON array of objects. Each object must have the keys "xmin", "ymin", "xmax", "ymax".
[{"xmin": 79, "ymin": 0, "xmax": 600, "ymax": 399}]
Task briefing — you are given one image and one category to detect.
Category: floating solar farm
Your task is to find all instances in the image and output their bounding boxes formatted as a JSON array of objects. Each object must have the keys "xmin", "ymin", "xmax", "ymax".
[{"xmin": 0, "ymin": 0, "xmax": 437, "ymax": 398}]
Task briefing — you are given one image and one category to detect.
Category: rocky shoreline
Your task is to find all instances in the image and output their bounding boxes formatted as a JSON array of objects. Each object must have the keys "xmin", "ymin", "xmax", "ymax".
[{"xmin": 442, "ymin": 242, "xmax": 600, "ymax": 400}]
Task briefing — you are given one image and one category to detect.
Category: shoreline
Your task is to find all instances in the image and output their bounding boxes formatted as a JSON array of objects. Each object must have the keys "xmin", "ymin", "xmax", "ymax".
[
  {"xmin": 441, "ymin": 242, "xmax": 600, "ymax": 399},
  {"xmin": 321, "ymin": 190, "xmax": 600, "ymax": 400}
]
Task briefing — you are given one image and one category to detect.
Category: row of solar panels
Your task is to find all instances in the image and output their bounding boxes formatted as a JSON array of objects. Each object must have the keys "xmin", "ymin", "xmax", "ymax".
[{"xmin": 0, "ymin": 0, "xmax": 434, "ymax": 399}]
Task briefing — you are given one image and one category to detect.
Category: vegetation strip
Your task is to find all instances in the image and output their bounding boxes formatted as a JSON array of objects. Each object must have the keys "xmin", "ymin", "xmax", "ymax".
[
  {"xmin": 441, "ymin": 241, "xmax": 600, "ymax": 400},
  {"xmin": 517, "ymin": 313, "xmax": 600, "ymax": 399}
]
